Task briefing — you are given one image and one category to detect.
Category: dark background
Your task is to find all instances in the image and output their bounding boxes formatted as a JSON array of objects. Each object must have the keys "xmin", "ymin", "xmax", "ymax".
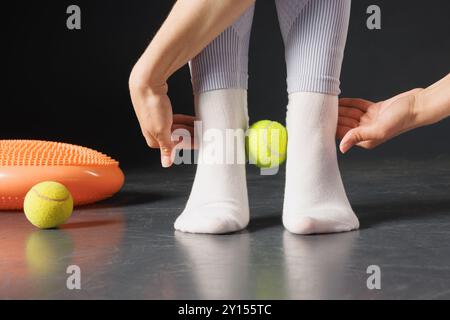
[{"xmin": 2, "ymin": 0, "xmax": 450, "ymax": 168}]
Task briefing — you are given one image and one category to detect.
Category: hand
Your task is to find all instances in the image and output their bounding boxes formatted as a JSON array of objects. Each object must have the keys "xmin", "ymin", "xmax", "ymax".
[
  {"xmin": 337, "ymin": 88, "xmax": 423, "ymax": 153},
  {"xmin": 129, "ymin": 74, "xmax": 195, "ymax": 168}
]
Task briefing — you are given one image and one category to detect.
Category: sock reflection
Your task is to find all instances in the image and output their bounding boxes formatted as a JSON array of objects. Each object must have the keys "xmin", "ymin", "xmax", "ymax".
[{"xmin": 174, "ymin": 228, "xmax": 358, "ymax": 299}]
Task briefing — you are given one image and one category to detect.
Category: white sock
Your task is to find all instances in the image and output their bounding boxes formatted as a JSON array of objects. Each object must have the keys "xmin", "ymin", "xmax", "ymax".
[
  {"xmin": 283, "ymin": 92, "xmax": 359, "ymax": 234},
  {"xmin": 174, "ymin": 89, "xmax": 250, "ymax": 234}
]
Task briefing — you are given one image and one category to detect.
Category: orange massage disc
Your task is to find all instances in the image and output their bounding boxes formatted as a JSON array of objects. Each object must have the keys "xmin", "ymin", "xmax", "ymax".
[{"xmin": 0, "ymin": 140, "xmax": 125, "ymax": 210}]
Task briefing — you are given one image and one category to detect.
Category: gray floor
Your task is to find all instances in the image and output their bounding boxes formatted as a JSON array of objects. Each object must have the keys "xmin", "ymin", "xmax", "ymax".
[{"xmin": 1, "ymin": 156, "xmax": 450, "ymax": 300}]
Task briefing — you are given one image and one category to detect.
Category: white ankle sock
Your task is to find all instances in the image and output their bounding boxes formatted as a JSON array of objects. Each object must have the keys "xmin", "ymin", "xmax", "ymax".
[
  {"xmin": 283, "ymin": 92, "xmax": 359, "ymax": 234},
  {"xmin": 174, "ymin": 89, "xmax": 250, "ymax": 234}
]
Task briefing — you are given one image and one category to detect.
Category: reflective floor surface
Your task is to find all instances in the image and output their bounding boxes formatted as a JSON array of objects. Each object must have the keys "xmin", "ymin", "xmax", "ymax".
[{"xmin": 1, "ymin": 157, "xmax": 450, "ymax": 299}]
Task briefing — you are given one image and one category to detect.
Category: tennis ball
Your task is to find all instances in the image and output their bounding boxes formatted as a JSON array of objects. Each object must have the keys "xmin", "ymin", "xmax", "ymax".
[
  {"xmin": 246, "ymin": 120, "xmax": 287, "ymax": 168},
  {"xmin": 24, "ymin": 181, "xmax": 73, "ymax": 229}
]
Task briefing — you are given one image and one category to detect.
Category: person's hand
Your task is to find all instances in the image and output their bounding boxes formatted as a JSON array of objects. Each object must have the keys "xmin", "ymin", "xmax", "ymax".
[
  {"xmin": 129, "ymin": 73, "xmax": 195, "ymax": 168},
  {"xmin": 337, "ymin": 88, "xmax": 423, "ymax": 153}
]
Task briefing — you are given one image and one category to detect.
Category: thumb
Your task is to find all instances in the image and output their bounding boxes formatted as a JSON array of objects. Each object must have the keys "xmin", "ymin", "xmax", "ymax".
[
  {"xmin": 154, "ymin": 130, "xmax": 175, "ymax": 168},
  {"xmin": 339, "ymin": 127, "xmax": 373, "ymax": 154}
]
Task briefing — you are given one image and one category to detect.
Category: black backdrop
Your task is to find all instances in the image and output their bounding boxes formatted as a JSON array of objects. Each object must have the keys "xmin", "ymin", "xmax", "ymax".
[{"xmin": 3, "ymin": 0, "xmax": 450, "ymax": 167}]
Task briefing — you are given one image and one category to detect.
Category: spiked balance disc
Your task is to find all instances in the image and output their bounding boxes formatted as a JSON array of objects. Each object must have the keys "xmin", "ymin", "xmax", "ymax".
[{"xmin": 0, "ymin": 140, "xmax": 124, "ymax": 210}]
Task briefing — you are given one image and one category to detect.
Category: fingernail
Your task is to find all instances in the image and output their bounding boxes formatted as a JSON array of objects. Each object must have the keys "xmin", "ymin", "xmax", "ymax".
[{"xmin": 161, "ymin": 155, "xmax": 171, "ymax": 168}]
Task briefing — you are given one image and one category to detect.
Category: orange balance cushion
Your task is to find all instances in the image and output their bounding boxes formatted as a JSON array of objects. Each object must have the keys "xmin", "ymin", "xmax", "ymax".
[{"xmin": 0, "ymin": 140, "xmax": 124, "ymax": 210}]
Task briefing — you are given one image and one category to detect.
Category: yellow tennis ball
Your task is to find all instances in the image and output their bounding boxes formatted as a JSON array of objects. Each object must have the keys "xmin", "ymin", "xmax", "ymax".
[
  {"xmin": 24, "ymin": 181, "xmax": 73, "ymax": 229},
  {"xmin": 246, "ymin": 120, "xmax": 288, "ymax": 168}
]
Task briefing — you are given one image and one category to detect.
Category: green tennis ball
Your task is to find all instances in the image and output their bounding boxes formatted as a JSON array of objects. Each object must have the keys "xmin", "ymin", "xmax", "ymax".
[
  {"xmin": 23, "ymin": 181, "xmax": 73, "ymax": 229},
  {"xmin": 246, "ymin": 120, "xmax": 288, "ymax": 168}
]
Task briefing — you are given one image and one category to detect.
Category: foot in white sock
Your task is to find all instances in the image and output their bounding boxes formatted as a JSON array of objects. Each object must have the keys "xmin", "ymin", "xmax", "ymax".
[
  {"xmin": 174, "ymin": 89, "xmax": 250, "ymax": 234},
  {"xmin": 283, "ymin": 92, "xmax": 359, "ymax": 235}
]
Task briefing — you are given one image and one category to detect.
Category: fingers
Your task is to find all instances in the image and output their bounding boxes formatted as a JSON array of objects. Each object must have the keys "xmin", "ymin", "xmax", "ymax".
[
  {"xmin": 357, "ymin": 140, "xmax": 381, "ymax": 150},
  {"xmin": 143, "ymin": 116, "xmax": 197, "ymax": 166},
  {"xmin": 339, "ymin": 129, "xmax": 358, "ymax": 153},
  {"xmin": 338, "ymin": 116, "xmax": 359, "ymax": 129},
  {"xmin": 171, "ymin": 124, "xmax": 195, "ymax": 136},
  {"xmin": 172, "ymin": 115, "xmax": 196, "ymax": 148},
  {"xmin": 336, "ymin": 125, "xmax": 353, "ymax": 140},
  {"xmin": 339, "ymin": 98, "xmax": 374, "ymax": 112},
  {"xmin": 338, "ymin": 106, "xmax": 365, "ymax": 121},
  {"xmin": 336, "ymin": 113, "xmax": 360, "ymax": 140},
  {"xmin": 130, "ymin": 81, "xmax": 183, "ymax": 167},
  {"xmin": 339, "ymin": 127, "xmax": 374, "ymax": 154},
  {"xmin": 171, "ymin": 124, "xmax": 197, "ymax": 149},
  {"xmin": 144, "ymin": 94, "xmax": 176, "ymax": 167},
  {"xmin": 142, "ymin": 130, "xmax": 159, "ymax": 149},
  {"xmin": 173, "ymin": 114, "xmax": 197, "ymax": 126},
  {"xmin": 145, "ymin": 123, "xmax": 196, "ymax": 160},
  {"xmin": 153, "ymin": 128, "xmax": 175, "ymax": 168}
]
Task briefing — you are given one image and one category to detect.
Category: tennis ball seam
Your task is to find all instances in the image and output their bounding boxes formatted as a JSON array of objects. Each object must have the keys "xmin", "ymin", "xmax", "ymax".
[{"xmin": 32, "ymin": 188, "xmax": 70, "ymax": 203}]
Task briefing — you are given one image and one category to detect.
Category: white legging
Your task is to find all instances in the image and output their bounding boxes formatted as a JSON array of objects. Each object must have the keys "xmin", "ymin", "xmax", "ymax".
[{"xmin": 189, "ymin": 0, "xmax": 351, "ymax": 95}]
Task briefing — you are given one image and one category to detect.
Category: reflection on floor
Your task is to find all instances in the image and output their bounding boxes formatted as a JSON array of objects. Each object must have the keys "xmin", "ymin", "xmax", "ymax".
[{"xmin": 1, "ymin": 157, "xmax": 450, "ymax": 299}]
